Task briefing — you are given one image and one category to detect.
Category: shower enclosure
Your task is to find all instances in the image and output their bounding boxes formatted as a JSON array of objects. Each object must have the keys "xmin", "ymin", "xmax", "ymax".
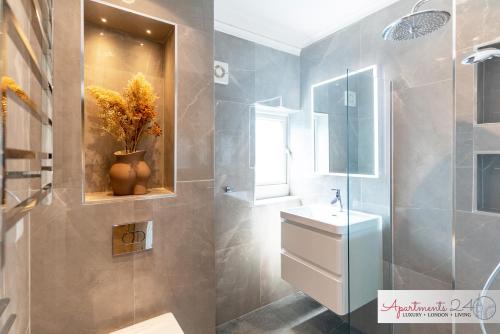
[
  {"xmin": 213, "ymin": 0, "xmax": 500, "ymax": 333},
  {"xmin": 455, "ymin": 1, "xmax": 500, "ymax": 334}
]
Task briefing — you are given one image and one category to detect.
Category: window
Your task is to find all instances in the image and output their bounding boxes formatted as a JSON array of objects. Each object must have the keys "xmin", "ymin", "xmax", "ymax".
[{"xmin": 255, "ymin": 112, "xmax": 290, "ymax": 200}]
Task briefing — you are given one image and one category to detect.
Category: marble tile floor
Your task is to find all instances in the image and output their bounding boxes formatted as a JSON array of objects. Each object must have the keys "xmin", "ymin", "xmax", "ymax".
[{"xmin": 216, "ymin": 292, "xmax": 362, "ymax": 334}]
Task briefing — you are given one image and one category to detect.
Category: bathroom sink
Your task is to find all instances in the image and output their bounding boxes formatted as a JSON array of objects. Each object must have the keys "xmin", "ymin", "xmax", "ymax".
[{"xmin": 280, "ymin": 204, "xmax": 380, "ymax": 235}]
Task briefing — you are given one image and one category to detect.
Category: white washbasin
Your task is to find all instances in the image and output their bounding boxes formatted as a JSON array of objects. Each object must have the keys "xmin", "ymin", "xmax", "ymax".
[{"xmin": 280, "ymin": 204, "xmax": 381, "ymax": 235}]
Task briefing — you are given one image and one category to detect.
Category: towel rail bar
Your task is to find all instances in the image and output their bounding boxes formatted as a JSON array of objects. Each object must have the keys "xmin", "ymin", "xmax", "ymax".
[
  {"xmin": 0, "ymin": 299, "xmax": 9, "ymax": 317},
  {"xmin": 5, "ymin": 148, "xmax": 51, "ymax": 160},
  {"xmin": 31, "ymin": 0, "xmax": 52, "ymax": 52},
  {"xmin": 5, "ymin": 3, "xmax": 52, "ymax": 90},
  {"xmin": 3, "ymin": 183, "xmax": 52, "ymax": 229},
  {"xmin": 0, "ymin": 314, "xmax": 16, "ymax": 334},
  {"xmin": 4, "ymin": 80, "xmax": 53, "ymax": 126}
]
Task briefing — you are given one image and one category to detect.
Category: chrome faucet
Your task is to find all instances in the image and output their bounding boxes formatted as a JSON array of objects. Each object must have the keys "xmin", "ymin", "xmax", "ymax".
[{"xmin": 330, "ymin": 188, "xmax": 343, "ymax": 211}]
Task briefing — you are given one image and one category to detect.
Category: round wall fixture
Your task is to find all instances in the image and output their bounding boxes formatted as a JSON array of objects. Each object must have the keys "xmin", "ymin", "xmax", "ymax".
[
  {"xmin": 214, "ymin": 64, "xmax": 226, "ymax": 79},
  {"xmin": 214, "ymin": 61, "xmax": 229, "ymax": 85}
]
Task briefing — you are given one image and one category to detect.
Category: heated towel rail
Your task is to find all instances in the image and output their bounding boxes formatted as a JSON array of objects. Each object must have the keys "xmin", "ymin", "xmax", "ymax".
[
  {"xmin": 0, "ymin": 0, "xmax": 53, "ymax": 331},
  {"xmin": 1, "ymin": 0, "xmax": 54, "ymax": 229}
]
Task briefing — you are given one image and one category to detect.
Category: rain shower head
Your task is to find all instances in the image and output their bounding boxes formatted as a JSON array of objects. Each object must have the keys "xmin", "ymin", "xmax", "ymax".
[
  {"xmin": 382, "ymin": 0, "xmax": 451, "ymax": 41},
  {"xmin": 462, "ymin": 48, "xmax": 500, "ymax": 65}
]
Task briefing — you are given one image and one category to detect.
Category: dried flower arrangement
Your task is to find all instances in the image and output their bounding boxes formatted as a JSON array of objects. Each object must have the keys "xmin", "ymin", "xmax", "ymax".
[
  {"xmin": 87, "ymin": 73, "xmax": 162, "ymax": 153},
  {"xmin": 87, "ymin": 73, "xmax": 163, "ymax": 196}
]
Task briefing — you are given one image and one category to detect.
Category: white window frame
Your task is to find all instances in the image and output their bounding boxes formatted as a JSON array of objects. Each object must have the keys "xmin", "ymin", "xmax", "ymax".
[{"xmin": 254, "ymin": 110, "xmax": 290, "ymax": 200}]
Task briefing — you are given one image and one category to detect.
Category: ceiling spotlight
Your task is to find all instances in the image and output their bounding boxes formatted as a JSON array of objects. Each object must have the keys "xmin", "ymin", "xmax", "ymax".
[
  {"xmin": 99, "ymin": 32, "xmax": 104, "ymax": 36},
  {"xmin": 140, "ymin": 42, "xmax": 144, "ymax": 46},
  {"xmin": 146, "ymin": 29, "xmax": 152, "ymax": 34},
  {"xmin": 101, "ymin": 18, "xmax": 107, "ymax": 23}
]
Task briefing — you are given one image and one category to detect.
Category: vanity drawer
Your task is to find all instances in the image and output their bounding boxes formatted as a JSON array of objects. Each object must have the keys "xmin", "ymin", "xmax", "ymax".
[
  {"xmin": 282, "ymin": 220, "xmax": 345, "ymax": 276},
  {"xmin": 281, "ymin": 252, "xmax": 346, "ymax": 315}
]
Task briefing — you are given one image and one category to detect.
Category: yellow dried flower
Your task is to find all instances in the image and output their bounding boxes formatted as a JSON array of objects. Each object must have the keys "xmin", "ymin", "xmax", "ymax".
[
  {"xmin": 148, "ymin": 122, "xmax": 162, "ymax": 137},
  {"xmin": 86, "ymin": 73, "xmax": 162, "ymax": 153}
]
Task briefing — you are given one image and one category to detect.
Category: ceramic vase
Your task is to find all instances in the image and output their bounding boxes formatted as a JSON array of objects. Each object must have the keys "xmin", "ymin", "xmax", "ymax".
[{"xmin": 109, "ymin": 150, "xmax": 151, "ymax": 196}]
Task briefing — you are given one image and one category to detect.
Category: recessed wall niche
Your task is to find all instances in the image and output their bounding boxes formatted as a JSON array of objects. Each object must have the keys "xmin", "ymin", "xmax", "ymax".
[
  {"xmin": 477, "ymin": 154, "xmax": 500, "ymax": 214},
  {"xmin": 83, "ymin": 0, "xmax": 176, "ymax": 202},
  {"xmin": 477, "ymin": 42, "xmax": 500, "ymax": 124}
]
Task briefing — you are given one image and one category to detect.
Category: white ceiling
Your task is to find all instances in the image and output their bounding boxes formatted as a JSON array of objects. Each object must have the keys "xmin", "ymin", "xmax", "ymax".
[{"xmin": 215, "ymin": 0, "xmax": 400, "ymax": 55}]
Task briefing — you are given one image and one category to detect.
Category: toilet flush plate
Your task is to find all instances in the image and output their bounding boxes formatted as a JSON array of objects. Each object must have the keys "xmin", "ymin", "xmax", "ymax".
[{"xmin": 112, "ymin": 221, "xmax": 153, "ymax": 256}]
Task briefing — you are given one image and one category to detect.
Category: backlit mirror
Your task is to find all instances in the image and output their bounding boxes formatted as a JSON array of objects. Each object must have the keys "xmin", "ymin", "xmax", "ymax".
[{"xmin": 312, "ymin": 66, "xmax": 378, "ymax": 177}]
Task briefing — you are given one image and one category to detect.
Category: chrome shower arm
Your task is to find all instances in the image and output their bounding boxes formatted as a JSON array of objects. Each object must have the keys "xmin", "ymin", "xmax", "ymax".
[{"xmin": 412, "ymin": 0, "xmax": 432, "ymax": 12}]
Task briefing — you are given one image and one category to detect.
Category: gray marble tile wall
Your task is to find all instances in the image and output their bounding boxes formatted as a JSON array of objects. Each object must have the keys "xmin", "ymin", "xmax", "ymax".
[
  {"xmin": 297, "ymin": 0, "xmax": 453, "ymax": 333},
  {"xmin": 30, "ymin": 0, "xmax": 215, "ymax": 333},
  {"xmin": 214, "ymin": 31, "xmax": 300, "ymax": 325},
  {"xmin": 455, "ymin": 1, "xmax": 500, "ymax": 333}
]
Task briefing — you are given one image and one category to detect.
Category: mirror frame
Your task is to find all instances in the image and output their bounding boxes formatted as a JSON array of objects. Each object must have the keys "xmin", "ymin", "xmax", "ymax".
[{"xmin": 310, "ymin": 65, "xmax": 379, "ymax": 178}]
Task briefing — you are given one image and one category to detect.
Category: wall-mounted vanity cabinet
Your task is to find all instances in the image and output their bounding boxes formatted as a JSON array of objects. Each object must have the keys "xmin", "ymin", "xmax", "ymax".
[
  {"xmin": 82, "ymin": 0, "xmax": 177, "ymax": 203},
  {"xmin": 280, "ymin": 205, "xmax": 382, "ymax": 315}
]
